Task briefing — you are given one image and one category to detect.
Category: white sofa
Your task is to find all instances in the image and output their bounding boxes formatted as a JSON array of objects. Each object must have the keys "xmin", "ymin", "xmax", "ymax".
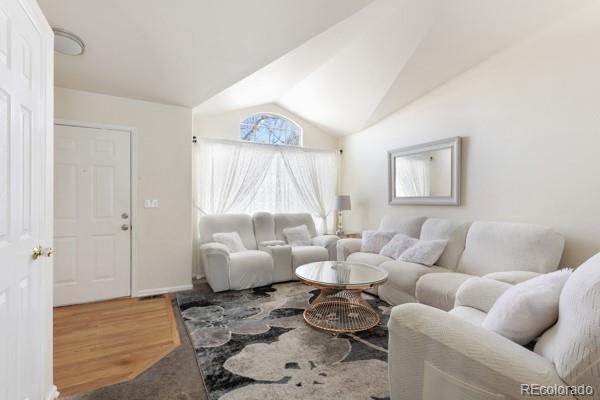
[
  {"xmin": 388, "ymin": 253, "xmax": 600, "ymax": 400},
  {"xmin": 199, "ymin": 212, "xmax": 338, "ymax": 292},
  {"xmin": 337, "ymin": 215, "xmax": 564, "ymax": 309}
]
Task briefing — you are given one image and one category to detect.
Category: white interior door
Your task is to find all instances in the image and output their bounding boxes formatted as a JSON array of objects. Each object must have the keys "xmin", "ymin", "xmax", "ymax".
[
  {"xmin": 54, "ymin": 124, "xmax": 131, "ymax": 306},
  {"xmin": 0, "ymin": 0, "xmax": 54, "ymax": 399}
]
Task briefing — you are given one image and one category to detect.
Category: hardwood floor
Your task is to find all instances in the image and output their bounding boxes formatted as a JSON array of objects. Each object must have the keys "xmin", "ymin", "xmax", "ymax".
[{"xmin": 54, "ymin": 295, "xmax": 181, "ymax": 396}]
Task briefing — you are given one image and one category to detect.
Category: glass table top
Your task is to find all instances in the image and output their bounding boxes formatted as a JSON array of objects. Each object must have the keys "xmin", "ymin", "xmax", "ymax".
[{"xmin": 295, "ymin": 261, "xmax": 388, "ymax": 288}]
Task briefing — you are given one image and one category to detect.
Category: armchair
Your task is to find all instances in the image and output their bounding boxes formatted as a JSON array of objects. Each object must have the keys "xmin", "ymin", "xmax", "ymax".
[{"xmin": 388, "ymin": 253, "xmax": 600, "ymax": 400}]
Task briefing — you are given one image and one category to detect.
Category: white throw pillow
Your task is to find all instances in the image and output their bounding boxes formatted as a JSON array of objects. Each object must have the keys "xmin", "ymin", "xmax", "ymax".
[
  {"xmin": 482, "ymin": 269, "xmax": 573, "ymax": 345},
  {"xmin": 361, "ymin": 230, "xmax": 397, "ymax": 253},
  {"xmin": 379, "ymin": 234, "xmax": 418, "ymax": 259},
  {"xmin": 398, "ymin": 239, "xmax": 447, "ymax": 266},
  {"xmin": 283, "ymin": 225, "xmax": 312, "ymax": 246},
  {"xmin": 212, "ymin": 232, "xmax": 247, "ymax": 253}
]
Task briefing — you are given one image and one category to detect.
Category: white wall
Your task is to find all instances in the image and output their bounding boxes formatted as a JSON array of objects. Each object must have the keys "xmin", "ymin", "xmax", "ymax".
[
  {"xmin": 340, "ymin": 4, "xmax": 600, "ymax": 267},
  {"xmin": 54, "ymin": 87, "xmax": 193, "ymax": 295},
  {"xmin": 193, "ymin": 103, "xmax": 339, "ymax": 150}
]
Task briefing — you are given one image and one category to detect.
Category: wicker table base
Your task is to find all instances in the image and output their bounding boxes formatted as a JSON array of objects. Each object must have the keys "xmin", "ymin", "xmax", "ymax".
[{"xmin": 303, "ymin": 288, "xmax": 380, "ymax": 334}]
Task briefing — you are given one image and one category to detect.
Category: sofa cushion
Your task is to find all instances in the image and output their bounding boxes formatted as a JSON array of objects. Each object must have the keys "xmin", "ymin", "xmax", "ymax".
[
  {"xmin": 274, "ymin": 213, "xmax": 318, "ymax": 241},
  {"xmin": 379, "ymin": 234, "xmax": 417, "ymax": 259},
  {"xmin": 482, "ymin": 269, "xmax": 572, "ymax": 345},
  {"xmin": 252, "ymin": 212, "xmax": 276, "ymax": 244},
  {"xmin": 200, "ymin": 214, "xmax": 258, "ymax": 250},
  {"xmin": 291, "ymin": 246, "xmax": 329, "ymax": 269},
  {"xmin": 416, "ymin": 272, "xmax": 473, "ymax": 311},
  {"xmin": 347, "ymin": 252, "xmax": 393, "ymax": 267},
  {"xmin": 398, "ymin": 239, "xmax": 448, "ymax": 266},
  {"xmin": 457, "ymin": 221, "xmax": 564, "ymax": 276},
  {"xmin": 380, "ymin": 260, "xmax": 447, "ymax": 297},
  {"xmin": 212, "ymin": 232, "xmax": 247, "ymax": 253},
  {"xmin": 378, "ymin": 215, "xmax": 427, "ymax": 238},
  {"xmin": 229, "ymin": 250, "xmax": 273, "ymax": 290},
  {"xmin": 361, "ymin": 230, "xmax": 396, "ymax": 253},
  {"xmin": 419, "ymin": 218, "xmax": 470, "ymax": 271},
  {"xmin": 283, "ymin": 225, "xmax": 312, "ymax": 246},
  {"xmin": 534, "ymin": 253, "xmax": 600, "ymax": 388},
  {"xmin": 449, "ymin": 306, "xmax": 487, "ymax": 327}
]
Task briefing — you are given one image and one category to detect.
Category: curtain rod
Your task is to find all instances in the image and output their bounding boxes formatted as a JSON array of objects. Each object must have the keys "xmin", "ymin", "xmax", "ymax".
[{"xmin": 193, "ymin": 136, "xmax": 338, "ymax": 154}]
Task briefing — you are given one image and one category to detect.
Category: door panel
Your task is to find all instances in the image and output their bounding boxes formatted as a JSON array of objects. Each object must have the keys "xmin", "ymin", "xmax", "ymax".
[
  {"xmin": 54, "ymin": 124, "xmax": 131, "ymax": 306},
  {"xmin": 0, "ymin": 0, "xmax": 53, "ymax": 398}
]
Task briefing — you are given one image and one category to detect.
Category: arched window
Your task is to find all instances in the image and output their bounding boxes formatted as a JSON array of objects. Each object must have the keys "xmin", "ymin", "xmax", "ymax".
[{"xmin": 240, "ymin": 113, "xmax": 302, "ymax": 146}]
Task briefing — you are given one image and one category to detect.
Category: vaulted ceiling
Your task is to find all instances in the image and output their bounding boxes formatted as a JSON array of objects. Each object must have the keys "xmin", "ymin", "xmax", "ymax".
[
  {"xmin": 195, "ymin": 0, "xmax": 592, "ymax": 135},
  {"xmin": 38, "ymin": 0, "xmax": 374, "ymax": 107},
  {"xmin": 41, "ymin": 0, "xmax": 592, "ymax": 136}
]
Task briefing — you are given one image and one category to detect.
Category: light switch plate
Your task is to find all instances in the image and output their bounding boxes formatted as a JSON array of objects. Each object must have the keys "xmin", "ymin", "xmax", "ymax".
[{"xmin": 144, "ymin": 199, "xmax": 159, "ymax": 208}]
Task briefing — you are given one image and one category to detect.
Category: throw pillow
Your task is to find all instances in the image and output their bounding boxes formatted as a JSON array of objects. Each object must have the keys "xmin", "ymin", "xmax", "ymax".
[
  {"xmin": 482, "ymin": 269, "xmax": 573, "ymax": 345},
  {"xmin": 283, "ymin": 225, "xmax": 312, "ymax": 246},
  {"xmin": 379, "ymin": 233, "xmax": 418, "ymax": 259},
  {"xmin": 360, "ymin": 230, "xmax": 396, "ymax": 253},
  {"xmin": 212, "ymin": 232, "xmax": 247, "ymax": 253},
  {"xmin": 398, "ymin": 239, "xmax": 447, "ymax": 266}
]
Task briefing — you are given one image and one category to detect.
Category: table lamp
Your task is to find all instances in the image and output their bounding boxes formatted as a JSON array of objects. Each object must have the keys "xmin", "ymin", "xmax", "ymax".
[{"xmin": 336, "ymin": 195, "xmax": 351, "ymax": 236}]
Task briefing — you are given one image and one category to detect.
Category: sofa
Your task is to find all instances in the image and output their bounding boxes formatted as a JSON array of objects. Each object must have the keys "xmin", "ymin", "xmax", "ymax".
[
  {"xmin": 337, "ymin": 215, "xmax": 564, "ymax": 310},
  {"xmin": 387, "ymin": 252, "xmax": 600, "ymax": 400},
  {"xmin": 199, "ymin": 212, "xmax": 338, "ymax": 292}
]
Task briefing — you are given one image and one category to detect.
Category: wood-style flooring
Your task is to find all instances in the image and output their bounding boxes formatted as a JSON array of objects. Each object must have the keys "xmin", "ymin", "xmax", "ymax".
[{"xmin": 54, "ymin": 295, "xmax": 181, "ymax": 396}]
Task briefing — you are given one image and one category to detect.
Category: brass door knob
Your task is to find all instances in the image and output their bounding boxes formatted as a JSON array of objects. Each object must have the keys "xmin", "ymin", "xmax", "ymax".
[{"xmin": 32, "ymin": 245, "xmax": 53, "ymax": 261}]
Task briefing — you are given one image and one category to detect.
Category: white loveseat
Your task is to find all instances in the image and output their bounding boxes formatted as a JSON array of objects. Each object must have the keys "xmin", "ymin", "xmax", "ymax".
[
  {"xmin": 337, "ymin": 215, "xmax": 564, "ymax": 309},
  {"xmin": 199, "ymin": 212, "xmax": 338, "ymax": 292},
  {"xmin": 388, "ymin": 253, "xmax": 600, "ymax": 400}
]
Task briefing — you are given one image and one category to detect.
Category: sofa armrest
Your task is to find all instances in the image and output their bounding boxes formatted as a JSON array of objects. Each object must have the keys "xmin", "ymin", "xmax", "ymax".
[
  {"xmin": 454, "ymin": 277, "xmax": 512, "ymax": 313},
  {"xmin": 312, "ymin": 234, "xmax": 339, "ymax": 260},
  {"xmin": 199, "ymin": 242, "xmax": 231, "ymax": 292},
  {"xmin": 483, "ymin": 270, "xmax": 542, "ymax": 285},
  {"xmin": 336, "ymin": 238, "xmax": 362, "ymax": 261},
  {"xmin": 388, "ymin": 304, "xmax": 570, "ymax": 400},
  {"xmin": 259, "ymin": 240, "xmax": 287, "ymax": 247}
]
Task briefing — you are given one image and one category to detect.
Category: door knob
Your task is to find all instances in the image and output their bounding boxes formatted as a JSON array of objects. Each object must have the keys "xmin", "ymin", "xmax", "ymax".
[
  {"xmin": 32, "ymin": 245, "xmax": 53, "ymax": 261},
  {"xmin": 121, "ymin": 224, "xmax": 130, "ymax": 231}
]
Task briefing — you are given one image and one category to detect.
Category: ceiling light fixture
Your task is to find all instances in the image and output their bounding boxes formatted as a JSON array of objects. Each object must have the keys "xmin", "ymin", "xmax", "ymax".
[{"xmin": 52, "ymin": 28, "xmax": 85, "ymax": 56}]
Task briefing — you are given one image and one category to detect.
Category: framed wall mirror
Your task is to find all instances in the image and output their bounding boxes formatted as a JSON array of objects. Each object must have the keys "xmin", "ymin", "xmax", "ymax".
[{"xmin": 388, "ymin": 136, "xmax": 461, "ymax": 205}]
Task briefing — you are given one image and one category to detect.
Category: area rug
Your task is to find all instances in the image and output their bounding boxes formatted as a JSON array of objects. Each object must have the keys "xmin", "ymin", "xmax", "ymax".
[{"xmin": 176, "ymin": 282, "xmax": 391, "ymax": 400}]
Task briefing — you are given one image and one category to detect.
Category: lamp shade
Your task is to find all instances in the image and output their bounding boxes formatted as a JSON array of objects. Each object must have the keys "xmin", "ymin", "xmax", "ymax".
[{"xmin": 336, "ymin": 195, "xmax": 351, "ymax": 211}]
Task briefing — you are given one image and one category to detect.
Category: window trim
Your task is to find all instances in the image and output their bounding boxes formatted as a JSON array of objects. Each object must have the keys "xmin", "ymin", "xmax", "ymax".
[{"xmin": 239, "ymin": 112, "xmax": 303, "ymax": 147}]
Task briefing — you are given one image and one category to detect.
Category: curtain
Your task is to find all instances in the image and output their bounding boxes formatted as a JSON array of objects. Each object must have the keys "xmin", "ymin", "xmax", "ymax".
[
  {"xmin": 193, "ymin": 138, "xmax": 338, "ymax": 276},
  {"xmin": 194, "ymin": 139, "xmax": 275, "ymax": 214},
  {"xmin": 395, "ymin": 157, "xmax": 431, "ymax": 197},
  {"xmin": 280, "ymin": 148, "xmax": 337, "ymax": 233}
]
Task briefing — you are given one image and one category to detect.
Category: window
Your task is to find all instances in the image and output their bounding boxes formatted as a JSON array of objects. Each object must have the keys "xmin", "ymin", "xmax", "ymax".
[{"xmin": 240, "ymin": 113, "xmax": 301, "ymax": 146}]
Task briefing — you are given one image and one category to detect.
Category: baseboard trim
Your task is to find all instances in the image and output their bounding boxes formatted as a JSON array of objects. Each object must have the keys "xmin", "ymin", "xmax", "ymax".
[
  {"xmin": 133, "ymin": 284, "xmax": 193, "ymax": 297},
  {"xmin": 47, "ymin": 385, "xmax": 59, "ymax": 400}
]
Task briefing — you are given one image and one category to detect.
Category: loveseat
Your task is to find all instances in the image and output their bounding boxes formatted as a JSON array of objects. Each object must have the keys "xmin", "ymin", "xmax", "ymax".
[
  {"xmin": 199, "ymin": 212, "xmax": 338, "ymax": 292},
  {"xmin": 337, "ymin": 215, "xmax": 564, "ymax": 309},
  {"xmin": 387, "ymin": 253, "xmax": 600, "ymax": 400}
]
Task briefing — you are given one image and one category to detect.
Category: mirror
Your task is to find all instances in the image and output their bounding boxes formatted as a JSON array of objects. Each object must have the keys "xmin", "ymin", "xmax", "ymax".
[{"xmin": 388, "ymin": 137, "xmax": 461, "ymax": 205}]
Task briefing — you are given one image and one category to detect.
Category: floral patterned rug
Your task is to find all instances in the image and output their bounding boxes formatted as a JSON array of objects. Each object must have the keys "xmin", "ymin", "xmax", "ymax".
[{"xmin": 175, "ymin": 282, "xmax": 391, "ymax": 400}]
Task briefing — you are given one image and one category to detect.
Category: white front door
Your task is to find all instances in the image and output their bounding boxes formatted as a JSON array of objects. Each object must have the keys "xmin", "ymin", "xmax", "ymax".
[
  {"xmin": 53, "ymin": 123, "xmax": 131, "ymax": 306},
  {"xmin": 0, "ymin": 0, "xmax": 54, "ymax": 399}
]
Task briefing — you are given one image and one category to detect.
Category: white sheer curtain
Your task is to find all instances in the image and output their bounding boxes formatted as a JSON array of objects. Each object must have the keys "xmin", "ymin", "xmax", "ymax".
[
  {"xmin": 280, "ymin": 148, "xmax": 337, "ymax": 233},
  {"xmin": 395, "ymin": 157, "xmax": 431, "ymax": 197},
  {"xmin": 194, "ymin": 139, "xmax": 275, "ymax": 214},
  {"xmin": 193, "ymin": 138, "xmax": 338, "ymax": 276}
]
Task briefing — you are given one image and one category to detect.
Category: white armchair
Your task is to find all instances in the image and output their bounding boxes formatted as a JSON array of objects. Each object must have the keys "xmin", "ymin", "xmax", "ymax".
[{"xmin": 388, "ymin": 253, "xmax": 600, "ymax": 400}]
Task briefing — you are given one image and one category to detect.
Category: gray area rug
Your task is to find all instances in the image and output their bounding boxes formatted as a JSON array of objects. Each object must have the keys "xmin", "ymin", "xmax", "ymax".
[{"xmin": 176, "ymin": 282, "xmax": 391, "ymax": 400}]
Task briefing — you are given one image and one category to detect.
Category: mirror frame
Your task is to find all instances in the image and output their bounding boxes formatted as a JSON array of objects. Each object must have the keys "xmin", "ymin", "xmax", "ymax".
[{"xmin": 388, "ymin": 136, "xmax": 461, "ymax": 206}]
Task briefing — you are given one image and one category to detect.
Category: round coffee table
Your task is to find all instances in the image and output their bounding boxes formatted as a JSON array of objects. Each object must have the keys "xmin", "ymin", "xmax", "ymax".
[{"xmin": 295, "ymin": 261, "xmax": 388, "ymax": 334}]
